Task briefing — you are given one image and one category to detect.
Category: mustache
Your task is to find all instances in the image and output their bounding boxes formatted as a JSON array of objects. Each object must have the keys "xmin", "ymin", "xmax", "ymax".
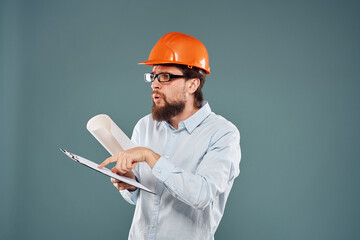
[{"xmin": 151, "ymin": 90, "xmax": 165, "ymax": 98}]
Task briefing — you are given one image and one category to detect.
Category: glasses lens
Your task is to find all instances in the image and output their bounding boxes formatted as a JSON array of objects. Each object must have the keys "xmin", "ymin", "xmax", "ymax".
[
  {"xmin": 158, "ymin": 73, "xmax": 170, "ymax": 82},
  {"xmin": 144, "ymin": 73, "xmax": 153, "ymax": 82}
]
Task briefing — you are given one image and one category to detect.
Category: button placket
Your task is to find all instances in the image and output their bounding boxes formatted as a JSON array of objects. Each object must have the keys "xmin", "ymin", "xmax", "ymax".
[
  {"xmin": 149, "ymin": 195, "xmax": 161, "ymax": 237},
  {"xmin": 148, "ymin": 129, "xmax": 178, "ymax": 238}
]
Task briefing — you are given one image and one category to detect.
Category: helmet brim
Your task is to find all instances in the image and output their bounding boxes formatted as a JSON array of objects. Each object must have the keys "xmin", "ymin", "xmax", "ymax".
[{"xmin": 138, "ymin": 60, "xmax": 211, "ymax": 75}]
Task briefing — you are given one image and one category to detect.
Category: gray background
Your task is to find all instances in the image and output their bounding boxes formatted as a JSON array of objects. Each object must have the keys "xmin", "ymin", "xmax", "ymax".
[{"xmin": 1, "ymin": 0, "xmax": 359, "ymax": 239}]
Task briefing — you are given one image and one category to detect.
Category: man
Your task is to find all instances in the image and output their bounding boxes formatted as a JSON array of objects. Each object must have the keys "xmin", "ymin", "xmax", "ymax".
[{"xmin": 98, "ymin": 32, "xmax": 241, "ymax": 240}]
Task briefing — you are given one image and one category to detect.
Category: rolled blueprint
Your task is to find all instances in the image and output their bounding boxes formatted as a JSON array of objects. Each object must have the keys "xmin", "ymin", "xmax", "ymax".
[{"xmin": 86, "ymin": 114, "xmax": 135, "ymax": 156}]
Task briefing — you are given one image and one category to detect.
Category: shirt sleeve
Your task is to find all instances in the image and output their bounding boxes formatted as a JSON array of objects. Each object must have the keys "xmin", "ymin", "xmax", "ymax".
[
  {"xmin": 151, "ymin": 127, "xmax": 241, "ymax": 210},
  {"xmin": 118, "ymin": 119, "xmax": 142, "ymax": 205}
]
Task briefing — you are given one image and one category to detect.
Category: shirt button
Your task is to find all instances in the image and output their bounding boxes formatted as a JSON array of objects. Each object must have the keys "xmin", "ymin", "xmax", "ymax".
[
  {"xmin": 165, "ymin": 155, "xmax": 169, "ymax": 159},
  {"xmin": 155, "ymin": 201, "xmax": 158, "ymax": 205},
  {"xmin": 172, "ymin": 133, "xmax": 176, "ymax": 137},
  {"xmin": 152, "ymin": 225, "xmax": 155, "ymax": 228},
  {"xmin": 157, "ymin": 172, "xmax": 161, "ymax": 176}
]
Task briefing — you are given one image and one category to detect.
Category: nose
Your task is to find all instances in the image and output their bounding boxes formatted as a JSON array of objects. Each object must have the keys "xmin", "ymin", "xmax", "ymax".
[{"xmin": 151, "ymin": 78, "xmax": 161, "ymax": 90}]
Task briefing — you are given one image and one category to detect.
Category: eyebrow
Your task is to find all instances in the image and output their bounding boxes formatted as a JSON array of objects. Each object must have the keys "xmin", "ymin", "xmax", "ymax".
[{"xmin": 150, "ymin": 72, "xmax": 171, "ymax": 75}]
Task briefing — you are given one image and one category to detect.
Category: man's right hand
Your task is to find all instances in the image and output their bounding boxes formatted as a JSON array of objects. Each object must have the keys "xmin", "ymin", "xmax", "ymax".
[{"xmin": 110, "ymin": 167, "xmax": 137, "ymax": 191}]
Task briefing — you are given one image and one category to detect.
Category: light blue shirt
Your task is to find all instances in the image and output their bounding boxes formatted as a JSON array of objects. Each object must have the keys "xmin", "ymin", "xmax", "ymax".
[{"xmin": 120, "ymin": 102, "xmax": 241, "ymax": 240}]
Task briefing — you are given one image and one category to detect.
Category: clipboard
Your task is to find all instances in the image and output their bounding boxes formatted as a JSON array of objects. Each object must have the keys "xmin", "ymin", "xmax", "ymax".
[{"xmin": 60, "ymin": 148, "xmax": 155, "ymax": 194}]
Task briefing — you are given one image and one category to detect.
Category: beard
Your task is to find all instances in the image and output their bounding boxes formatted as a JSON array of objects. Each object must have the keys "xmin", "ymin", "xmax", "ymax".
[{"xmin": 151, "ymin": 90, "xmax": 186, "ymax": 122}]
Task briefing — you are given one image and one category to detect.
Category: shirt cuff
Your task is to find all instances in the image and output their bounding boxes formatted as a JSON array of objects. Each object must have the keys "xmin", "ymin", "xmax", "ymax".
[
  {"xmin": 151, "ymin": 156, "xmax": 176, "ymax": 182},
  {"xmin": 120, "ymin": 188, "xmax": 139, "ymax": 205}
]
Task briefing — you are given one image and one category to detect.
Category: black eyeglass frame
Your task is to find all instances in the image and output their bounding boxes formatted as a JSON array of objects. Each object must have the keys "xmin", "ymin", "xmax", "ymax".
[{"xmin": 144, "ymin": 73, "xmax": 187, "ymax": 83}]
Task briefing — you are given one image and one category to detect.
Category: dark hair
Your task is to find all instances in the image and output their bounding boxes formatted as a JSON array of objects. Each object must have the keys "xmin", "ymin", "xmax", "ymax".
[{"xmin": 160, "ymin": 64, "xmax": 207, "ymax": 108}]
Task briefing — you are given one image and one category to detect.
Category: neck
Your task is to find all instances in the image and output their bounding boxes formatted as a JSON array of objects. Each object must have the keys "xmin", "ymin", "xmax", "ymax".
[{"xmin": 169, "ymin": 102, "xmax": 199, "ymax": 130}]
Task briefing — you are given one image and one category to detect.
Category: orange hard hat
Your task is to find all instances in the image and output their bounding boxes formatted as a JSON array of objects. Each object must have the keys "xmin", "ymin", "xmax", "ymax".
[{"xmin": 138, "ymin": 32, "xmax": 211, "ymax": 74}]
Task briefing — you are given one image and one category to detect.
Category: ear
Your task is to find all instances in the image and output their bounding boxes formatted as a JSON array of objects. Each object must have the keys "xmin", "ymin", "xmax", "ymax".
[{"xmin": 186, "ymin": 78, "xmax": 200, "ymax": 94}]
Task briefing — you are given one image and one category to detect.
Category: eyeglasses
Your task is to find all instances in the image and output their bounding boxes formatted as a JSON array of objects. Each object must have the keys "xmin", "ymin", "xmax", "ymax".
[{"xmin": 144, "ymin": 73, "xmax": 186, "ymax": 83}]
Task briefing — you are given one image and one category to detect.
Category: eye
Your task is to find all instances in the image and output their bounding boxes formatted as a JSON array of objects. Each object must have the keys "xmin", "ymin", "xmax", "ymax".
[{"xmin": 159, "ymin": 74, "xmax": 171, "ymax": 82}]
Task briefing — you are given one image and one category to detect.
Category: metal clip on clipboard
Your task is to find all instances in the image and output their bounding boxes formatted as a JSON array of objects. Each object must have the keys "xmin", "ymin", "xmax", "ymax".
[{"xmin": 60, "ymin": 148, "xmax": 78, "ymax": 161}]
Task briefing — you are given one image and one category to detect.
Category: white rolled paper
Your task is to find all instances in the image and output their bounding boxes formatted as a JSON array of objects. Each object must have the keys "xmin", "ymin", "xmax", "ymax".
[{"xmin": 86, "ymin": 114, "xmax": 135, "ymax": 156}]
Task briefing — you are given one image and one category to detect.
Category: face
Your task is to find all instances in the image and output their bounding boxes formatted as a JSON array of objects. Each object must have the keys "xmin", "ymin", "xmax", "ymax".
[{"xmin": 150, "ymin": 65, "xmax": 188, "ymax": 122}]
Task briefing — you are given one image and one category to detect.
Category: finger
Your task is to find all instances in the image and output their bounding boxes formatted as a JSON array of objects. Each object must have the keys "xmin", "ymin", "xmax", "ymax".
[
  {"xmin": 122, "ymin": 155, "xmax": 129, "ymax": 172},
  {"xmin": 111, "ymin": 167, "xmax": 120, "ymax": 174},
  {"xmin": 111, "ymin": 166, "xmax": 128, "ymax": 176},
  {"xmin": 113, "ymin": 183, "xmax": 120, "ymax": 190},
  {"xmin": 126, "ymin": 158, "xmax": 133, "ymax": 171},
  {"xmin": 115, "ymin": 158, "xmax": 126, "ymax": 174},
  {"xmin": 124, "ymin": 183, "xmax": 133, "ymax": 189},
  {"xmin": 123, "ymin": 183, "xmax": 136, "ymax": 191},
  {"xmin": 114, "ymin": 182, "xmax": 129, "ymax": 191},
  {"xmin": 110, "ymin": 177, "xmax": 120, "ymax": 183},
  {"xmin": 118, "ymin": 183, "xmax": 126, "ymax": 191},
  {"xmin": 98, "ymin": 156, "xmax": 117, "ymax": 168},
  {"xmin": 112, "ymin": 166, "xmax": 126, "ymax": 176},
  {"xmin": 122, "ymin": 183, "xmax": 134, "ymax": 190}
]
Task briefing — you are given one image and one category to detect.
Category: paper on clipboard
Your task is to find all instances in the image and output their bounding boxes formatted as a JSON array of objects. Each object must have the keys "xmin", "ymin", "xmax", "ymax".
[{"xmin": 60, "ymin": 148, "xmax": 155, "ymax": 194}]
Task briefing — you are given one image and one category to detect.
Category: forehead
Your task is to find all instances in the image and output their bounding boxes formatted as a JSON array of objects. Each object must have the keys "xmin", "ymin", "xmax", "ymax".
[{"xmin": 152, "ymin": 65, "xmax": 183, "ymax": 75}]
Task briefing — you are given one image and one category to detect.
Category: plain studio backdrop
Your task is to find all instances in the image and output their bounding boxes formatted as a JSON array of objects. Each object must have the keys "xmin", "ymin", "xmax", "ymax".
[{"xmin": 1, "ymin": 0, "xmax": 359, "ymax": 239}]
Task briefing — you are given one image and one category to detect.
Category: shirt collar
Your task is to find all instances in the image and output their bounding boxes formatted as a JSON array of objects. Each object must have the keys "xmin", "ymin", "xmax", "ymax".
[{"xmin": 179, "ymin": 101, "xmax": 212, "ymax": 134}]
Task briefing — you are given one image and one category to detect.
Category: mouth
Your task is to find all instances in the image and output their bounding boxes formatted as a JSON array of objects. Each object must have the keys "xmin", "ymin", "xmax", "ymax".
[{"xmin": 152, "ymin": 93, "xmax": 162, "ymax": 104}]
